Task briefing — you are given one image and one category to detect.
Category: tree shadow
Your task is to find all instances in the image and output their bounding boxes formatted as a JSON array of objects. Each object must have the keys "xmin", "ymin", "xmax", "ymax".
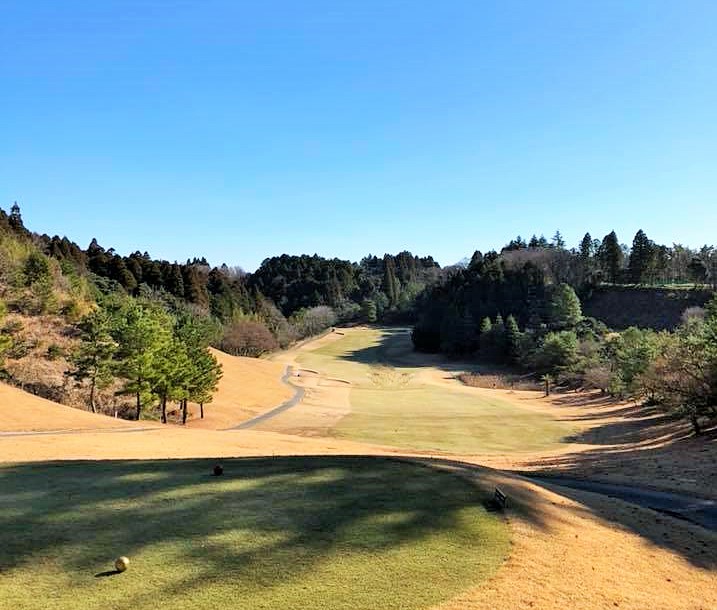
[
  {"xmin": 336, "ymin": 327, "xmax": 467, "ymax": 373},
  {"xmin": 525, "ymin": 478, "xmax": 717, "ymax": 570},
  {"xmin": 0, "ymin": 455, "xmax": 507, "ymax": 606},
  {"xmin": 417, "ymin": 457, "xmax": 717, "ymax": 571}
]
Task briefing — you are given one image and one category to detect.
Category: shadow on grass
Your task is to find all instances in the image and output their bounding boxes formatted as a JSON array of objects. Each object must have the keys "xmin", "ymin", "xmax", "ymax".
[
  {"xmin": 528, "ymin": 479, "xmax": 717, "ymax": 570},
  {"xmin": 335, "ymin": 327, "xmax": 447, "ymax": 369},
  {"xmin": 94, "ymin": 570, "xmax": 122, "ymax": 578},
  {"xmin": 0, "ymin": 455, "xmax": 507, "ymax": 605},
  {"xmin": 418, "ymin": 457, "xmax": 717, "ymax": 571}
]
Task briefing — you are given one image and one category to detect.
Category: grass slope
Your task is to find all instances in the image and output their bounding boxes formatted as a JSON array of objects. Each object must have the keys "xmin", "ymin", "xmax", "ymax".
[
  {"xmin": 0, "ymin": 457, "xmax": 509, "ymax": 610},
  {"xmin": 297, "ymin": 328, "xmax": 572, "ymax": 454}
]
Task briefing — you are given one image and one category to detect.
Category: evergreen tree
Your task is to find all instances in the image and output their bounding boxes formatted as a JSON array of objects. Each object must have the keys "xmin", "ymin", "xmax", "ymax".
[
  {"xmin": 492, "ymin": 314, "xmax": 507, "ymax": 360},
  {"xmin": 688, "ymin": 257, "xmax": 708, "ymax": 285},
  {"xmin": 468, "ymin": 250, "xmax": 483, "ymax": 270},
  {"xmin": 628, "ymin": 229, "xmax": 655, "ymax": 284},
  {"xmin": 546, "ymin": 283, "xmax": 582, "ymax": 329},
  {"xmin": 579, "ymin": 233, "xmax": 593, "ymax": 259},
  {"xmin": 551, "ymin": 230, "xmax": 566, "ymax": 249},
  {"xmin": 597, "ymin": 231, "xmax": 623, "ymax": 283},
  {"xmin": 382, "ymin": 256, "xmax": 400, "ymax": 307},
  {"xmin": 505, "ymin": 314, "xmax": 521, "ymax": 364},
  {"xmin": 68, "ymin": 309, "xmax": 118, "ymax": 413},
  {"xmin": 113, "ymin": 302, "xmax": 173, "ymax": 420},
  {"xmin": 152, "ymin": 337, "xmax": 191, "ymax": 424},
  {"xmin": 479, "ymin": 316, "xmax": 493, "ymax": 354},
  {"xmin": 361, "ymin": 298, "xmax": 377, "ymax": 323},
  {"xmin": 188, "ymin": 350, "xmax": 222, "ymax": 421}
]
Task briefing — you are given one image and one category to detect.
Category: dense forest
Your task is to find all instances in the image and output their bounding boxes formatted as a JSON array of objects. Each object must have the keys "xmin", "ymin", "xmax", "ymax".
[
  {"xmin": 0, "ymin": 203, "xmax": 440, "ymax": 419},
  {"xmin": 412, "ymin": 230, "xmax": 717, "ymax": 434},
  {"xmin": 0, "ymin": 202, "xmax": 715, "ymax": 430}
]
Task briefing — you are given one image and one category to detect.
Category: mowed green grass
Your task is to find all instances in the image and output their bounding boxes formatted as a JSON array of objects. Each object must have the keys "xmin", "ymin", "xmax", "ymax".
[
  {"xmin": 298, "ymin": 328, "xmax": 573, "ymax": 454},
  {"xmin": 297, "ymin": 327, "xmax": 409, "ymax": 386},
  {"xmin": 0, "ymin": 457, "xmax": 509, "ymax": 610},
  {"xmin": 339, "ymin": 387, "xmax": 571, "ymax": 453}
]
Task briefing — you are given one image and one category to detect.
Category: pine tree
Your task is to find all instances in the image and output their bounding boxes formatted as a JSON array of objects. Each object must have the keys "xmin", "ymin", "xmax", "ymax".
[
  {"xmin": 547, "ymin": 283, "xmax": 582, "ymax": 329},
  {"xmin": 113, "ymin": 302, "xmax": 173, "ymax": 420},
  {"xmin": 382, "ymin": 256, "xmax": 400, "ymax": 307},
  {"xmin": 551, "ymin": 230, "xmax": 566, "ymax": 249},
  {"xmin": 468, "ymin": 250, "xmax": 483, "ymax": 270},
  {"xmin": 479, "ymin": 316, "xmax": 493, "ymax": 355},
  {"xmin": 361, "ymin": 298, "xmax": 377, "ymax": 323},
  {"xmin": 68, "ymin": 309, "xmax": 118, "ymax": 413},
  {"xmin": 492, "ymin": 314, "xmax": 507, "ymax": 360},
  {"xmin": 188, "ymin": 349, "xmax": 222, "ymax": 420}
]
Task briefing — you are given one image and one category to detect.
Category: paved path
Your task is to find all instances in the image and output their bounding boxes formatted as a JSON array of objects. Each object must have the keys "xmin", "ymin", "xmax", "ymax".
[
  {"xmin": 0, "ymin": 427, "xmax": 155, "ymax": 438},
  {"xmin": 530, "ymin": 476, "xmax": 717, "ymax": 532},
  {"xmin": 228, "ymin": 366, "xmax": 306, "ymax": 430}
]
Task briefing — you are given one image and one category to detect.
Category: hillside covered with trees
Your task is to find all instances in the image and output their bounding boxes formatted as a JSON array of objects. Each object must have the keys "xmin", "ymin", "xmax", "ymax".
[
  {"xmin": 1, "ymin": 201, "xmax": 715, "ymax": 430},
  {"xmin": 0, "ymin": 203, "xmax": 442, "ymax": 419},
  {"xmin": 412, "ymin": 231, "xmax": 717, "ymax": 434}
]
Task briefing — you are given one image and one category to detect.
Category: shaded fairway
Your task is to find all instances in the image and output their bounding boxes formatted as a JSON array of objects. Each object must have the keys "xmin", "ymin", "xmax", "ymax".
[
  {"xmin": 296, "ymin": 328, "xmax": 573, "ymax": 454},
  {"xmin": 0, "ymin": 457, "xmax": 509, "ymax": 610}
]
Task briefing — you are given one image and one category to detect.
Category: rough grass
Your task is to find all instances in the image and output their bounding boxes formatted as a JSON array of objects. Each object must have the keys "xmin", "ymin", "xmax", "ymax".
[
  {"xmin": 0, "ymin": 457, "xmax": 509, "ymax": 610},
  {"xmin": 297, "ymin": 328, "xmax": 573, "ymax": 454}
]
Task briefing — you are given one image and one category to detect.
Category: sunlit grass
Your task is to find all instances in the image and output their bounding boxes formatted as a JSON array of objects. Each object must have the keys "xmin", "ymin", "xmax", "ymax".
[
  {"xmin": 0, "ymin": 457, "xmax": 509, "ymax": 610},
  {"xmin": 298, "ymin": 328, "xmax": 573, "ymax": 453}
]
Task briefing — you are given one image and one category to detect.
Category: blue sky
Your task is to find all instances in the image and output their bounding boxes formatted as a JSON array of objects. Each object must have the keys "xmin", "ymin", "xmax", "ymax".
[{"xmin": 2, "ymin": 1, "xmax": 716, "ymax": 270}]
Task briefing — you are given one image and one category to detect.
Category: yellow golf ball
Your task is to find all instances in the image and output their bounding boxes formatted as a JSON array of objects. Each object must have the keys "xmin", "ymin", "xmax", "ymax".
[{"xmin": 115, "ymin": 556, "xmax": 130, "ymax": 572}]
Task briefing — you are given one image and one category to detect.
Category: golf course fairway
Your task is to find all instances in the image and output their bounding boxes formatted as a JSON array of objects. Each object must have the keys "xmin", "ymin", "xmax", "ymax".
[{"xmin": 291, "ymin": 327, "xmax": 573, "ymax": 453}]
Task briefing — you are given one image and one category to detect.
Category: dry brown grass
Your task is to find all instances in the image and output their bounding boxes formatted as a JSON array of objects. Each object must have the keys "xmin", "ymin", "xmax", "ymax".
[
  {"xmin": 429, "ymin": 464, "xmax": 717, "ymax": 610},
  {"xmin": 185, "ymin": 348, "xmax": 292, "ymax": 429},
  {"xmin": 458, "ymin": 371, "xmax": 540, "ymax": 391},
  {"xmin": 0, "ymin": 382, "xmax": 140, "ymax": 432},
  {"xmin": 1, "ymin": 327, "xmax": 716, "ymax": 609},
  {"xmin": 2, "ymin": 312, "xmax": 135, "ymax": 414}
]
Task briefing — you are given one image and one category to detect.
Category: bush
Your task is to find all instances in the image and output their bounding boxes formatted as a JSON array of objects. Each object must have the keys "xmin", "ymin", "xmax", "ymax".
[
  {"xmin": 46, "ymin": 344, "xmax": 64, "ymax": 360},
  {"xmin": 290, "ymin": 306, "xmax": 337, "ymax": 339},
  {"xmin": 219, "ymin": 320, "xmax": 278, "ymax": 357},
  {"xmin": 23, "ymin": 252, "xmax": 51, "ymax": 287},
  {"xmin": 533, "ymin": 331, "xmax": 578, "ymax": 374}
]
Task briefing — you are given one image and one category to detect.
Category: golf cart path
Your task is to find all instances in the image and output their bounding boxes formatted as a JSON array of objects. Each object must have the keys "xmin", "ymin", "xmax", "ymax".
[
  {"xmin": 413, "ymin": 457, "xmax": 717, "ymax": 532},
  {"xmin": 228, "ymin": 366, "xmax": 305, "ymax": 430},
  {"xmin": 528, "ymin": 475, "xmax": 717, "ymax": 531},
  {"xmin": 0, "ymin": 427, "xmax": 156, "ymax": 438}
]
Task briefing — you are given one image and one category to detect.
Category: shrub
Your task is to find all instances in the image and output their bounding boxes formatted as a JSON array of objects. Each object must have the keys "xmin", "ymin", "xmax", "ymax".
[
  {"xmin": 46, "ymin": 344, "xmax": 64, "ymax": 360},
  {"xmin": 219, "ymin": 320, "xmax": 278, "ymax": 357}
]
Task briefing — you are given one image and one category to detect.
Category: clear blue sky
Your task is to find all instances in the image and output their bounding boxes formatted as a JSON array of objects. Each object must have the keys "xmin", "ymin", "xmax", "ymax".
[{"xmin": 2, "ymin": 1, "xmax": 715, "ymax": 270}]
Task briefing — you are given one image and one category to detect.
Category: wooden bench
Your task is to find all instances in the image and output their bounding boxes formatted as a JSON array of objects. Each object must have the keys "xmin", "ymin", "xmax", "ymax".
[{"xmin": 494, "ymin": 487, "xmax": 508, "ymax": 510}]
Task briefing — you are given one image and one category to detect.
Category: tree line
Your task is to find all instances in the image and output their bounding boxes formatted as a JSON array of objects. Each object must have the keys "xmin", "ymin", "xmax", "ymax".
[
  {"xmin": 413, "ymin": 230, "xmax": 717, "ymax": 434},
  {"xmin": 68, "ymin": 297, "xmax": 222, "ymax": 422}
]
